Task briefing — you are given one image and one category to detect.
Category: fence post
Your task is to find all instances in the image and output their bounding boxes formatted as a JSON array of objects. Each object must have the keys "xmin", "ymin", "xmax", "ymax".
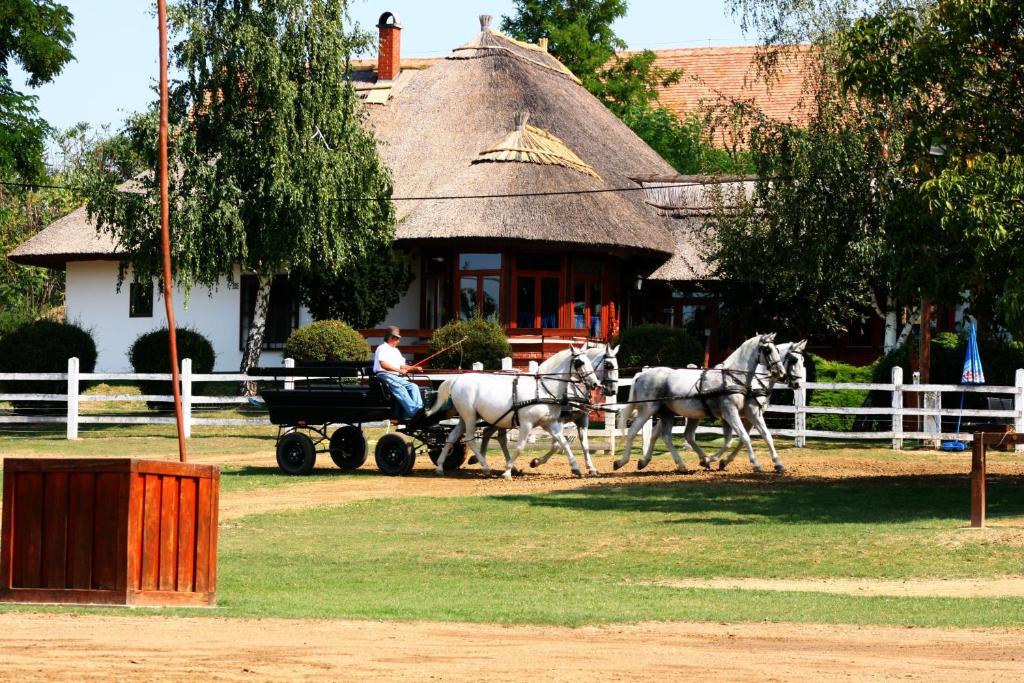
[
  {"xmin": 472, "ymin": 362, "xmax": 484, "ymax": 371},
  {"xmin": 501, "ymin": 356, "xmax": 513, "ymax": 371},
  {"xmin": 181, "ymin": 357, "xmax": 192, "ymax": 439},
  {"xmin": 794, "ymin": 384, "xmax": 807, "ymax": 448},
  {"xmin": 528, "ymin": 360, "xmax": 538, "ymax": 374},
  {"xmin": 283, "ymin": 357, "xmax": 295, "ymax": 392},
  {"xmin": 66, "ymin": 356, "xmax": 79, "ymax": 440},
  {"xmin": 1015, "ymin": 369, "xmax": 1024, "ymax": 453},
  {"xmin": 891, "ymin": 366, "xmax": 903, "ymax": 450}
]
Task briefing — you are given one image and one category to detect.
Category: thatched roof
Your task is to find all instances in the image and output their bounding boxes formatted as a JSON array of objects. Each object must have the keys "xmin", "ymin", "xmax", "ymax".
[
  {"xmin": 475, "ymin": 112, "xmax": 600, "ymax": 179},
  {"xmin": 366, "ymin": 17, "xmax": 678, "ymax": 256},
  {"xmin": 7, "ymin": 205, "xmax": 118, "ymax": 268}
]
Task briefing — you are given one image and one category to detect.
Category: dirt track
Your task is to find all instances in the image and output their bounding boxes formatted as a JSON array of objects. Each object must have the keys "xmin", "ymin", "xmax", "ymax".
[{"xmin": 2, "ymin": 613, "xmax": 1023, "ymax": 682}]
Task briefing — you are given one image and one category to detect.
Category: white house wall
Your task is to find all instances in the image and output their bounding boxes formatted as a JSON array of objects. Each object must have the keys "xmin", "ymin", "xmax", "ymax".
[{"xmin": 66, "ymin": 261, "xmax": 313, "ymax": 372}]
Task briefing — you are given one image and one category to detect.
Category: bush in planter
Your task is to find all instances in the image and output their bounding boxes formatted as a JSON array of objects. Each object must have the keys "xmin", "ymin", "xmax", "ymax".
[
  {"xmin": 0, "ymin": 320, "xmax": 98, "ymax": 415},
  {"xmin": 283, "ymin": 320, "xmax": 370, "ymax": 364},
  {"xmin": 613, "ymin": 324, "xmax": 703, "ymax": 375},
  {"xmin": 129, "ymin": 328, "xmax": 216, "ymax": 406},
  {"xmin": 429, "ymin": 318, "xmax": 511, "ymax": 370}
]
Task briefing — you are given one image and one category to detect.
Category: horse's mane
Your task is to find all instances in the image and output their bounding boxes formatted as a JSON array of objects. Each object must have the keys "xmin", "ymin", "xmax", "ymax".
[
  {"xmin": 537, "ymin": 343, "xmax": 609, "ymax": 375},
  {"xmin": 721, "ymin": 335, "xmax": 763, "ymax": 369}
]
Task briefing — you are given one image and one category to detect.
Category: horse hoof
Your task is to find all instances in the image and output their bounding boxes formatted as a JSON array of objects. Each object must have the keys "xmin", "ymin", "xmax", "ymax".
[
  {"xmin": 467, "ymin": 455, "xmax": 478, "ymax": 465},
  {"xmin": 612, "ymin": 460, "xmax": 625, "ymax": 471},
  {"xmin": 774, "ymin": 464, "xmax": 786, "ymax": 474},
  {"xmin": 434, "ymin": 468, "xmax": 444, "ymax": 477},
  {"xmin": 752, "ymin": 466, "xmax": 763, "ymax": 474},
  {"xmin": 589, "ymin": 469, "xmax": 600, "ymax": 476},
  {"xmin": 637, "ymin": 460, "xmax": 648, "ymax": 471},
  {"xmin": 717, "ymin": 461, "xmax": 728, "ymax": 471},
  {"xmin": 530, "ymin": 458, "xmax": 541, "ymax": 469},
  {"xmin": 512, "ymin": 467, "xmax": 523, "ymax": 477},
  {"xmin": 676, "ymin": 466, "xmax": 689, "ymax": 474},
  {"xmin": 571, "ymin": 469, "xmax": 582, "ymax": 478}
]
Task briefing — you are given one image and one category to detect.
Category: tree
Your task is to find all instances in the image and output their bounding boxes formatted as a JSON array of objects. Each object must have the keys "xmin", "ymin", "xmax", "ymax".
[
  {"xmin": 0, "ymin": 0, "xmax": 75, "ymax": 181},
  {"xmin": 84, "ymin": 0, "xmax": 398, "ymax": 388},
  {"xmin": 501, "ymin": 0, "xmax": 743, "ymax": 173},
  {"xmin": 838, "ymin": 0, "xmax": 1024, "ymax": 337}
]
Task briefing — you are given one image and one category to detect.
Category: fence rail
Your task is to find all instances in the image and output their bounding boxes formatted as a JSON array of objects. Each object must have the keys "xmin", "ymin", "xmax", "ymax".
[{"xmin": 0, "ymin": 358, "xmax": 1021, "ymax": 452}]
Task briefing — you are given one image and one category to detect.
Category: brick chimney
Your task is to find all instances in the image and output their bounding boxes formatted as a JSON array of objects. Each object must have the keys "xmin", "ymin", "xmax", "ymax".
[{"xmin": 377, "ymin": 12, "xmax": 402, "ymax": 82}]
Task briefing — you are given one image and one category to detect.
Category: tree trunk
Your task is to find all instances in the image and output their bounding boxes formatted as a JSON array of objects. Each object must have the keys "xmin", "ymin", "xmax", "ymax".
[
  {"xmin": 239, "ymin": 273, "xmax": 273, "ymax": 396},
  {"xmin": 871, "ymin": 292, "xmax": 902, "ymax": 355}
]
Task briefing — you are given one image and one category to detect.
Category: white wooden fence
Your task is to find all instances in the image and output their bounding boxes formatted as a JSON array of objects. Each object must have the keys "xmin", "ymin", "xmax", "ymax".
[{"xmin": 0, "ymin": 358, "xmax": 1021, "ymax": 452}]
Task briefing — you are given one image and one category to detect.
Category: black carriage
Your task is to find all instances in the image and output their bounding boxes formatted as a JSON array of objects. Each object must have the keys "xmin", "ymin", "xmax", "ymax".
[{"xmin": 248, "ymin": 363, "xmax": 466, "ymax": 476}]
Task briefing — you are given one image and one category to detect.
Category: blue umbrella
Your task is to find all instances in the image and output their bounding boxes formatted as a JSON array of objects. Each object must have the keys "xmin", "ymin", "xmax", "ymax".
[{"xmin": 942, "ymin": 321, "xmax": 984, "ymax": 451}]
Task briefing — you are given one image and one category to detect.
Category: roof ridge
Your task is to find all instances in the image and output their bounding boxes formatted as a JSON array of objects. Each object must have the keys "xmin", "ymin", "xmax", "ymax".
[{"xmin": 475, "ymin": 119, "xmax": 600, "ymax": 179}]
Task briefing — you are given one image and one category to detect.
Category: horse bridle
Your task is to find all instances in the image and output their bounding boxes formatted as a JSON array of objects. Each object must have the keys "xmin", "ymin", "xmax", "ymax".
[
  {"xmin": 600, "ymin": 357, "xmax": 619, "ymax": 397},
  {"xmin": 758, "ymin": 342, "xmax": 786, "ymax": 381},
  {"xmin": 783, "ymin": 350, "xmax": 804, "ymax": 389}
]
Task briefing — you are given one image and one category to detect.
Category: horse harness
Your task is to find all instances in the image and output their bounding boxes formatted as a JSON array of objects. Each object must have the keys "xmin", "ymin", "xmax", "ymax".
[{"xmin": 686, "ymin": 343, "xmax": 781, "ymax": 418}]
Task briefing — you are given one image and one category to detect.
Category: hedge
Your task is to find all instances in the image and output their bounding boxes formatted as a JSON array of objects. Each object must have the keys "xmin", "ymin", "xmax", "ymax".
[
  {"xmin": 283, "ymin": 320, "xmax": 371, "ymax": 364},
  {"xmin": 128, "ymin": 327, "xmax": 216, "ymax": 406},
  {"xmin": 614, "ymin": 324, "xmax": 703, "ymax": 375},
  {"xmin": 0, "ymin": 320, "xmax": 97, "ymax": 415},
  {"xmin": 429, "ymin": 318, "xmax": 510, "ymax": 370}
]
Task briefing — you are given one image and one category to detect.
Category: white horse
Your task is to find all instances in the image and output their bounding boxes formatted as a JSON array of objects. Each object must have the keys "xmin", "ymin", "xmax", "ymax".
[
  {"xmin": 478, "ymin": 344, "xmax": 620, "ymax": 476},
  {"xmin": 613, "ymin": 334, "xmax": 787, "ymax": 473},
  {"xmin": 427, "ymin": 346, "xmax": 601, "ymax": 479},
  {"xmin": 696, "ymin": 340, "xmax": 807, "ymax": 471}
]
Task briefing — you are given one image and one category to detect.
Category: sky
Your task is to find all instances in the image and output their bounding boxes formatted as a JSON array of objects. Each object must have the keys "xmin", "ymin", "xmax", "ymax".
[{"xmin": 11, "ymin": 0, "xmax": 753, "ymax": 140}]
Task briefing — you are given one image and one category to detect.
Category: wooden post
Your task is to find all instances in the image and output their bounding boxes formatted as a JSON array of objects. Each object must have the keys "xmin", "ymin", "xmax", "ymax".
[
  {"xmin": 528, "ymin": 360, "xmax": 538, "ymax": 373},
  {"xmin": 283, "ymin": 357, "xmax": 295, "ymax": 392},
  {"xmin": 181, "ymin": 358, "xmax": 192, "ymax": 439},
  {"xmin": 912, "ymin": 371, "xmax": 921, "ymax": 435},
  {"xmin": 501, "ymin": 356, "xmax": 513, "ymax": 371},
  {"xmin": 1015, "ymin": 369, "xmax": 1024, "ymax": 453},
  {"xmin": 66, "ymin": 357, "xmax": 79, "ymax": 440},
  {"xmin": 794, "ymin": 384, "xmax": 807, "ymax": 448},
  {"xmin": 891, "ymin": 366, "xmax": 903, "ymax": 450},
  {"xmin": 472, "ymin": 362, "xmax": 484, "ymax": 371},
  {"xmin": 971, "ymin": 434, "xmax": 986, "ymax": 528},
  {"xmin": 920, "ymin": 299, "xmax": 932, "ymax": 384}
]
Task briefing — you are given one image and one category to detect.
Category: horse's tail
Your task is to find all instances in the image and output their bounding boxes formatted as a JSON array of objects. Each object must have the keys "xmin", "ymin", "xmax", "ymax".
[
  {"xmin": 427, "ymin": 378, "xmax": 453, "ymax": 417},
  {"xmin": 618, "ymin": 377, "xmax": 639, "ymax": 432}
]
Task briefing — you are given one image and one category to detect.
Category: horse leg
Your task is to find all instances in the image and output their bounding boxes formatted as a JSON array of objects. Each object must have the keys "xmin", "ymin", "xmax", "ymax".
[
  {"xmin": 682, "ymin": 418, "xmax": 713, "ymax": 469},
  {"xmin": 459, "ymin": 410, "xmax": 492, "ymax": 476},
  {"xmin": 637, "ymin": 417, "xmax": 662, "ymax": 470},
  {"xmin": 471, "ymin": 425, "xmax": 495, "ymax": 466},
  {"xmin": 433, "ymin": 420, "xmax": 465, "ymax": 476},
  {"xmin": 577, "ymin": 415, "xmax": 598, "ymax": 475},
  {"xmin": 547, "ymin": 421, "xmax": 582, "ymax": 478},
  {"xmin": 657, "ymin": 417, "xmax": 689, "ymax": 473},
  {"xmin": 502, "ymin": 419, "xmax": 534, "ymax": 480},
  {"xmin": 529, "ymin": 439, "xmax": 559, "ymax": 469},
  {"xmin": 719, "ymin": 417, "xmax": 752, "ymax": 470},
  {"xmin": 749, "ymin": 408, "xmax": 785, "ymax": 473},
  {"xmin": 719, "ymin": 401, "xmax": 762, "ymax": 473},
  {"xmin": 707, "ymin": 422, "xmax": 735, "ymax": 467},
  {"xmin": 613, "ymin": 405, "xmax": 656, "ymax": 470}
]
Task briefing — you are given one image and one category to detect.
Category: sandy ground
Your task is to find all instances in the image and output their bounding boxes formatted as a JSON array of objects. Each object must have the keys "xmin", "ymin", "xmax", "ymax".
[
  {"xmin": 3, "ymin": 446, "xmax": 1024, "ymax": 680},
  {"xmin": 2, "ymin": 613, "xmax": 1024, "ymax": 682}
]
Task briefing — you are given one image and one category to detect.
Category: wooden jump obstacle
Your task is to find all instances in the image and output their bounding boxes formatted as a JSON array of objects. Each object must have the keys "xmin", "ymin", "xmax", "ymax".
[
  {"xmin": 1, "ymin": 458, "xmax": 219, "ymax": 606},
  {"xmin": 970, "ymin": 430, "xmax": 1023, "ymax": 528}
]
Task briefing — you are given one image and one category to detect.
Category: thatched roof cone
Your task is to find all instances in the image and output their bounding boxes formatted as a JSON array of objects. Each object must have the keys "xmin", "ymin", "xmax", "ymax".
[{"xmin": 371, "ymin": 26, "xmax": 679, "ymax": 256}]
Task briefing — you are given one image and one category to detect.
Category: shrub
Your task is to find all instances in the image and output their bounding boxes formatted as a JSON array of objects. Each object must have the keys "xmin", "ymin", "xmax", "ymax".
[
  {"xmin": 129, "ymin": 328, "xmax": 216, "ymax": 405},
  {"xmin": 429, "ymin": 318, "xmax": 511, "ymax": 370},
  {"xmin": 0, "ymin": 320, "xmax": 98, "ymax": 415},
  {"xmin": 283, "ymin": 320, "xmax": 370, "ymax": 364},
  {"xmin": 805, "ymin": 354, "xmax": 872, "ymax": 431},
  {"xmin": 614, "ymin": 324, "xmax": 703, "ymax": 375}
]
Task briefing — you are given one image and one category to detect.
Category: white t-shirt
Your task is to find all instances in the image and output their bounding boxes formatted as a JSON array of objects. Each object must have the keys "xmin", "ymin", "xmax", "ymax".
[{"xmin": 373, "ymin": 343, "xmax": 406, "ymax": 374}]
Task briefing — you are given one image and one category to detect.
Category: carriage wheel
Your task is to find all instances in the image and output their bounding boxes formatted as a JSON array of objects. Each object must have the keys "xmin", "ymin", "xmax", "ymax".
[
  {"xmin": 276, "ymin": 432, "xmax": 316, "ymax": 475},
  {"xmin": 329, "ymin": 425, "xmax": 367, "ymax": 471},
  {"xmin": 375, "ymin": 433, "xmax": 416, "ymax": 476},
  {"xmin": 428, "ymin": 442, "xmax": 466, "ymax": 472}
]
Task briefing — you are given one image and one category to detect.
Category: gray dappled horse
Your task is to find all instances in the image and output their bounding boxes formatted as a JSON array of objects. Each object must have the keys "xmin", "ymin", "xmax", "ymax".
[
  {"xmin": 613, "ymin": 334, "xmax": 787, "ymax": 473},
  {"xmin": 478, "ymin": 344, "xmax": 620, "ymax": 476},
  {"xmin": 427, "ymin": 346, "xmax": 601, "ymax": 479}
]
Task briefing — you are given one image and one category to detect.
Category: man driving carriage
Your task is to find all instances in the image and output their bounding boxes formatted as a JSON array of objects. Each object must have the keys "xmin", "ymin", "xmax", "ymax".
[{"xmin": 373, "ymin": 326, "xmax": 426, "ymax": 424}]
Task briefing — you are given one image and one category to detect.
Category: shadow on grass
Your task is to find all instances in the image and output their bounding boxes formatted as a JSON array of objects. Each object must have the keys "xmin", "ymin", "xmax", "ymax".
[{"xmin": 493, "ymin": 474, "xmax": 1024, "ymax": 525}]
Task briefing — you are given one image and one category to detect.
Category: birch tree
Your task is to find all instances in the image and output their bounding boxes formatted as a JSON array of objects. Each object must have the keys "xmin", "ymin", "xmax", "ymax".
[{"xmin": 84, "ymin": 0, "xmax": 396, "ymax": 388}]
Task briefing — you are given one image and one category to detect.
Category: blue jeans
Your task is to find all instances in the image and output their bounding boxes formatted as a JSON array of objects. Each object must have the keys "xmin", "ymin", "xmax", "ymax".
[{"xmin": 376, "ymin": 372, "xmax": 423, "ymax": 419}]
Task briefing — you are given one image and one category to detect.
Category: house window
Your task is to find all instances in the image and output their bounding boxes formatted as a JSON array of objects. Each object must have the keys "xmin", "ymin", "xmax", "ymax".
[
  {"xmin": 423, "ymin": 254, "xmax": 452, "ymax": 329},
  {"xmin": 513, "ymin": 253, "xmax": 563, "ymax": 329},
  {"xmin": 571, "ymin": 257, "xmax": 604, "ymax": 337},
  {"xmin": 457, "ymin": 252, "xmax": 501, "ymax": 321},
  {"xmin": 239, "ymin": 274, "xmax": 300, "ymax": 350},
  {"xmin": 129, "ymin": 282, "xmax": 153, "ymax": 318}
]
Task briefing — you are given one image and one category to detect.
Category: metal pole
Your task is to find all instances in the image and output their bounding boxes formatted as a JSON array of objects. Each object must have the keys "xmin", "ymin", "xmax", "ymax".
[{"xmin": 158, "ymin": 0, "xmax": 188, "ymax": 463}]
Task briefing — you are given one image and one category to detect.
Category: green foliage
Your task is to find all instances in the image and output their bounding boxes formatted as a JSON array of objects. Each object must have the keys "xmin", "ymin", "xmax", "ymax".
[
  {"xmin": 874, "ymin": 332, "xmax": 1024, "ymax": 388},
  {"xmin": 283, "ymin": 320, "xmax": 370, "ymax": 364},
  {"xmin": 837, "ymin": 0, "xmax": 1024, "ymax": 336},
  {"xmin": 614, "ymin": 324, "xmax": 703, "ymax": 374},
  {"xmin": 296, "ymin": 246, "xmax": 413, "ymax": 328},
  {"xmin": 0, "ymin": 0, "xmax": 75, "ymax": 180},
  {"xmin": 429, "ymin": 318, "xmax": 511, "ymax": 370},
  {"xmin": 0, "ymin": 319, "xmax": 95, "ymax": 414},
  {"xmin": 128, "ymin": 327, "xmax": 216, "ymax": 402},
  {"xmin": 806, "ymin": 354, "xmax": 872, "ymax": 431},
  {"xmin": 83, "ymin": 0, "xmax": 398, "ymax": 372}
]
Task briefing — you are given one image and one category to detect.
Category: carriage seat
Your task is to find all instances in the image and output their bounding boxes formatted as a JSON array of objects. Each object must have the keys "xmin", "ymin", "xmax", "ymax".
[{"xmin": 364, "ymin": 366, "xmax": 393, "ymax": 405}]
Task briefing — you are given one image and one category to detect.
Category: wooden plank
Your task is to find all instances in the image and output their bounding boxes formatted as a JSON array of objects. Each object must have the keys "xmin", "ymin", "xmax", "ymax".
[
  {"xmin": 67, "ymin": 472, "xmax": 95, "ymax": 589},
  {"xmin": 0, "ymin": 416, "xmax": 66, "ymax": 425},
  {"xmin": 176, "ymin": 478, "xmax": 197, "ymax": 592},
  {"xmin": 194, "ymin": 477, "xmax": 212, "ymax": 594},
  {"xmin": 125, "ymin": 472, "xmax": 145, "ymax": 592},
  {"xmin": 12, "ymin": 474, "xmax": 44, "ymax": 589},
  {"xmin": 4, "ymin": 459, "xmax": 133, "ymax": 474},
  {"xmin": 158, "ymin": 476, "xmax": 179, "ymax": 591},
  {"xmin": 971, "ymin": 438, "xmax": 986, "ymax": 527},
  {"xmin": 140, "ymin": 474, "xmax": 161, "ymax": 592},
  {"xmin": 0, "ymin": 467, "xmax": 16, "ymax": 591},
  {"xmin": 1, "ymin": 587, "xmax": 127, "ymax": 605},
  {"xmin": 114, "ymin": 472, "xmax": 130, "ymax": 593},
  {"xmin": 0, "ymin": 394, "xmax": 69, "ymax": 402},
  {"xmin": 128, "ymin": 589, "xmax": 216, "ymax": 607},
  {"xmin": 41, "ymin": 472, "xmax": 69, "ymax": 589},
  {"xmin": 208, "ymin": 470, "xmax": 219, "ymax": 595},
  {"xmin": 135, "ymin": 461, "xmax": 218, "ymax": 478},
  {"xmin": 91, "ymin": 473, "xmax": 121, "ymax": 591}
]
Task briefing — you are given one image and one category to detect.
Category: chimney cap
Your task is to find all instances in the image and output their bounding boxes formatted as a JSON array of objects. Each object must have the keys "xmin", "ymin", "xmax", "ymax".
[
  {"xmin": 480, "ymin": 15, "xmax": 493, "ymax": 31},
  {"xmin": 377, "ymin": 11, "xmax": 402, "ymax": 29}
]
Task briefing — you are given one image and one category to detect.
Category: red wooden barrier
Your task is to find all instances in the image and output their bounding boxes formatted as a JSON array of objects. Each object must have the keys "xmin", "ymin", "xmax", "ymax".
[{"xmin": 1, "ymin": 458, "xmax": 218, "ymax": 606}]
